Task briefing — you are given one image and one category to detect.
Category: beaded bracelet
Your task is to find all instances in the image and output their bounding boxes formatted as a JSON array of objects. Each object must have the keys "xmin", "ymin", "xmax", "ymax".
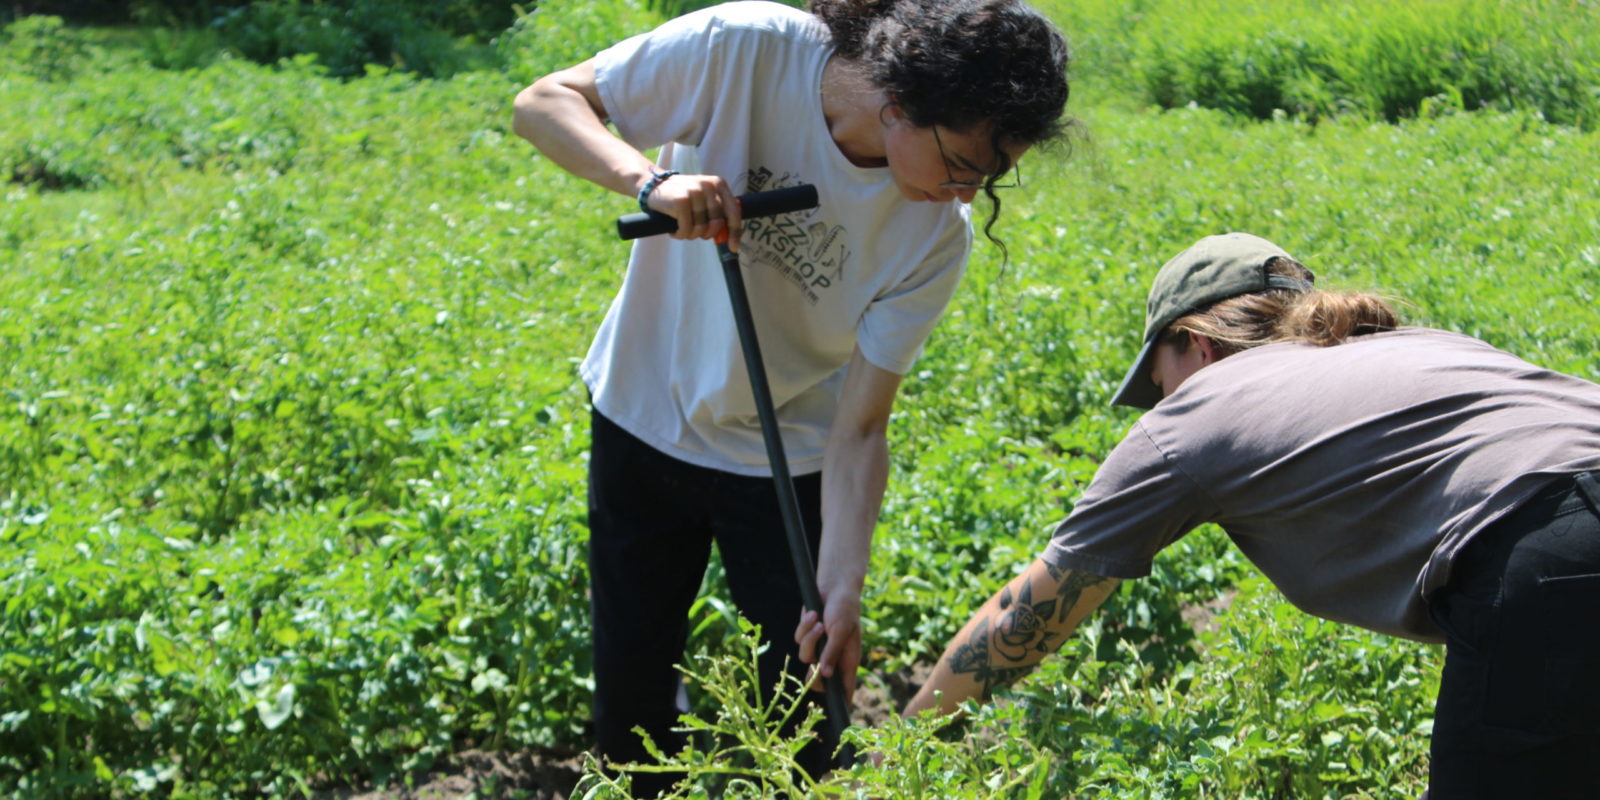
[{"xmin": 637, "ymin": 169, "xmax": 679, "ymax": 213}]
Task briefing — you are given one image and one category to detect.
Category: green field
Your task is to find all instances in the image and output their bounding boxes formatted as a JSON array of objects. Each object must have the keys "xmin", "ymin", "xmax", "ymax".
[{"xmin": 3, "ymin": 0, "xmax": 1598, "ymax": 797}]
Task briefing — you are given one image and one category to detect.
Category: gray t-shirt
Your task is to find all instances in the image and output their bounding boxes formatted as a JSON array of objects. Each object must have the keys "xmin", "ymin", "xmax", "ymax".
[{"xmin": 1044, "ymin": 328, "xmax": 1600, "ymax": 642}]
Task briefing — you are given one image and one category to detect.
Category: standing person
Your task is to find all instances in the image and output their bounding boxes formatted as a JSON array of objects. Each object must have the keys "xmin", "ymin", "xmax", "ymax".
[
  {"xmin": 808, "ymin": 233, "xmax": 1600, "ymax": 796},
  {"xmin": 512, "ymin": 0, "xmax": 1071, "ymax": 792}
]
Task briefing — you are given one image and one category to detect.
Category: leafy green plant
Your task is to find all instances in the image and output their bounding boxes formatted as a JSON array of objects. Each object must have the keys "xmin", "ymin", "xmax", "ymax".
[
  {"xmin": 573, "ymin": 620, "xmax": 835, "ymax": 799},
  {"xmin": 998, "ymin": 577, "xmax": 1436, "ymax": 798},
  {"xmin": 571, "ymin": 622, "xmax": 1063, "ymax": 800},
  {"xmin": 137, "ymin": 24, "xmax": 224, "ymax": 70},
  {"xmin": 3, "ymin": 15, "xmax": 86, "ymax": 81},
  {"xmin": 494, "ymin": 0, "xmax": 662, "ymax": 86},
  {"xmin": 1042, "ymin": 0, "xmax": 1600, "ymax": 127},
  {"xmin": 2, "ymin": 1, "xmax": 1598, "ymax": 795},
  {"xmin": 210, "ymin": 0, "xmax": 477, "ymax": 78}
]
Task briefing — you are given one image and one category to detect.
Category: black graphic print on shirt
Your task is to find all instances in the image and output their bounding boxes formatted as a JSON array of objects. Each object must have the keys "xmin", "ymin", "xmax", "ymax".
[{"xmin": 739, "ymin": 166, "xmax": 851, "ymax": 307}]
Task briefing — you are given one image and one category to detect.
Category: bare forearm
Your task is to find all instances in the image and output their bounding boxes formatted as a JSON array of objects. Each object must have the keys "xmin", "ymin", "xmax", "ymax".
[
  {"xmin": 905, "ymin": 559, "xmax": 1119, "ymax": 718},
  {"xmin": 794, "ymin": 352, "xmax": 901, "ymax": 693},
  {"xmin": 512, "ymin": 66, "xmax": 655, "ymax": 198},
  {"xmin": 817, "ymin": 428, "xmax": 889, "ymax": 596}
]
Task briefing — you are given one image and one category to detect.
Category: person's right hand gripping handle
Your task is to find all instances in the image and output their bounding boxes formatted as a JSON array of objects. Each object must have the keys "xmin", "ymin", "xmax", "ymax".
[{"xmin": 512, "ymin": 60, "xmax": 745, "ymax": 251}]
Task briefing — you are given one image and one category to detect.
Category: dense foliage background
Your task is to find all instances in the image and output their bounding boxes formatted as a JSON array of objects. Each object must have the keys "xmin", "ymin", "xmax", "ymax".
[{"xmin": 3, "ymin": 0, "xmax": 1597, "ymax": 797}]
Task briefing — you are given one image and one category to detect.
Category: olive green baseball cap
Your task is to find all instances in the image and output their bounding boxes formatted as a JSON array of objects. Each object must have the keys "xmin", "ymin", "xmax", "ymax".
[{"xmin": 1111, "ymin": 233, "xmax": 1314, "ymax": 409}]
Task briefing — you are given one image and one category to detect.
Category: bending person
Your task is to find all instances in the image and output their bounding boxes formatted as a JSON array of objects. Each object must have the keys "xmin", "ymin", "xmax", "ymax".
[
  {"xmin": 805, "ymin": 232, "xmax": 1600, "ymax": 796},
  {"xmin": 513, "ymin": 0, "xmax": 1071, "ymax": 792}
]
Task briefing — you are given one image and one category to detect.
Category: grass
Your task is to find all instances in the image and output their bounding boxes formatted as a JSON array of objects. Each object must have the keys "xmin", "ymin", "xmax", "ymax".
[
  {"xmin": 2, "ymin": 1, "xmax": 1598, "ymax": 796},
  {"xmin": 1052, "ymin": 0, "xmax": 1600, "ymax": 127}
]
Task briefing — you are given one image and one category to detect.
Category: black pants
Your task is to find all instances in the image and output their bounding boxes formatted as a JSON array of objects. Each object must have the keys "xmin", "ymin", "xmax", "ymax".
[
  {"xmin": 586, "ymin": 409, "xmax": 831, "ymax": 796},
  {"xmin": 1426, "ymin": 471, "xmax": 1600, "ymax": 798}
]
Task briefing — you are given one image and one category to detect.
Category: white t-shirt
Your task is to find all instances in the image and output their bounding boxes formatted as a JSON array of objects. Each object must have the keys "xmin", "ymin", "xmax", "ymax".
[{"xmin": 585, "ymin": 1, "xmax": 972, "ymax": 476}]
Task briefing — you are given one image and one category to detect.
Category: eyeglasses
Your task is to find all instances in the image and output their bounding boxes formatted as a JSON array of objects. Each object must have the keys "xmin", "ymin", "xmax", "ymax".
[{"xmin": 932, "ymin": 126, "xmax": 1022, "ymax": 190}]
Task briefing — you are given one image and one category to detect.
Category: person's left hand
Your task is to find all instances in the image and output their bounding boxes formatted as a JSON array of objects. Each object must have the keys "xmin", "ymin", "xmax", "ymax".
[{"xmin": 794, "ymin": 588, "xmax": 861, "ymax": 701}]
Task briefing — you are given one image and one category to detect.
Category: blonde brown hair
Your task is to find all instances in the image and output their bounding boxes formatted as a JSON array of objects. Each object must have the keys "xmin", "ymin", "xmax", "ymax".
[{"xmin": 1161, "ymin": 256, "xmax": 1400, "ymax": 357}]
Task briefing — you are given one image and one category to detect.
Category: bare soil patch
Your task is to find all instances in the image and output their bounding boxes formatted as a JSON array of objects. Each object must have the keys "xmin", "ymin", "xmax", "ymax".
[{"xmin": 313, "ymin": 748, "xmax": 587, "ymax": 800}]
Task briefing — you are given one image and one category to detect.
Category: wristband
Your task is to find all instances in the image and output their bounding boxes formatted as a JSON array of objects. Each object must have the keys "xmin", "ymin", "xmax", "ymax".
[{"xmin": 637, "ymin": 169, "xmax": 679, "ymax": 213}]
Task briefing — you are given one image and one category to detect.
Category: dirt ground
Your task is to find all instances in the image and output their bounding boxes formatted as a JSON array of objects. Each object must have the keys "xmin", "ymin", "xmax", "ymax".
[
  {"xmin": 1181, "ymin": 587, "xmax": 1239, "ymax": 638},
  {"xmin": 312, "ymin": 747, "xmax": 588, "ymax": 800}
]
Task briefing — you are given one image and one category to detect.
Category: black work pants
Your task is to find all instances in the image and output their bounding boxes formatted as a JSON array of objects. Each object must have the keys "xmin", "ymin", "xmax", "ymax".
[
  {"xmin": 586, "ymin": 408, "xmax": 831, "ymax": 797},
  {"xmin": 1426, "ymin": 471, "xmax": 1600, "ymax": 798}
]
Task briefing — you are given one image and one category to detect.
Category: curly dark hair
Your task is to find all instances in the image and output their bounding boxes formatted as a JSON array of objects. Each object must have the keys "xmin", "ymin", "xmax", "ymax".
[{"xmin": 810, "ymin": 0, "xmax": 1072, "ymax": 250}]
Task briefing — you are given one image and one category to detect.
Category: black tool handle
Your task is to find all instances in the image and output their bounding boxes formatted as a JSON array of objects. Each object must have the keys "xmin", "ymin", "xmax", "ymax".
[
  {"xmin": 611, "ymin": 183, "xmax": 851, "ymax": 765},
  {"xmin": 713, "ymin": 240, "xmax": 853, "ymax": 767},
  {"xmin": 616, "ymin": 184, "xmax": 820, "ymax": 240}
]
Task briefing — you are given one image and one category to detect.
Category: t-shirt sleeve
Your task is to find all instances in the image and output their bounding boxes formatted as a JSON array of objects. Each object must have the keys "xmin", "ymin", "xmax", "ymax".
[
  {"xmin": 1042, "ymin": 421, "xmax": 1217, "ymax": 578},
  {"xmin": 854, "ymin": 221, "xmax": 971, "ymax": 375},
  {"xmin": 591, "ymin": 7, "xmax": 732, "ymax": 150}
]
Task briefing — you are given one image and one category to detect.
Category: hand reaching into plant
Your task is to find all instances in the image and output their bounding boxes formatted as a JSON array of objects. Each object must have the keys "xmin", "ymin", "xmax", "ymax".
[{"xmin": 903, "ymin": 559, "xmax": 1119, "ymax": 717}]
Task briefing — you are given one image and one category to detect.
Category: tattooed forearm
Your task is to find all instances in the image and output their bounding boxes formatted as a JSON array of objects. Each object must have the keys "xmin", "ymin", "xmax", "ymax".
[
  {"xmin": 1053, "ymin": 570, "xmax": 1112, "ymax": 623},
  {"xmin": 943, "ymin": 567, "xmax": 1114, "ymax": 699},
  {"xmin": 909, "ymin": 561, "xmax": 1120, "ymax": 718},
  {"xmin": 943, "ymin": 616, "xmax": 1036, "ymax": 699},
  {"xmin": 944, "ymin": 583, "xmax": 1054, "ymax": 698},
  {"xmin": 994, "ymin": 581, "xmax": 1059, "ymax": 659}
]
